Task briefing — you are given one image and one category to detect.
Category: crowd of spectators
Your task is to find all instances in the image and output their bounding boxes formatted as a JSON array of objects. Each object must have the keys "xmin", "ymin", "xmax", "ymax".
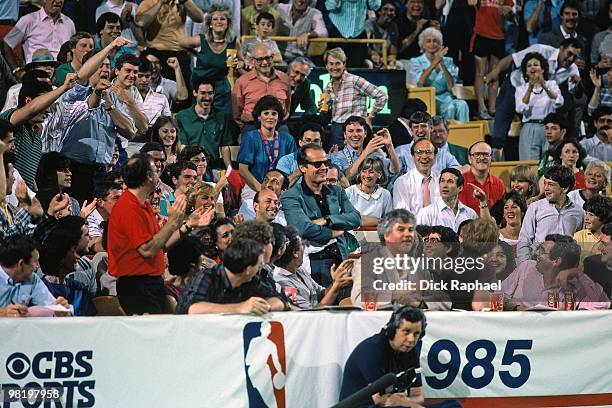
[{"xmin": 0, "ymin": 0, "xmax": 611, "ymax": 318}]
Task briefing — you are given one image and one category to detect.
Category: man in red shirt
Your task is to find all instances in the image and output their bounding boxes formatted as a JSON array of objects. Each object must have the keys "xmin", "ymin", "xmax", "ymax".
[
  {"xmin": 459, "ymin": 141, "xmax": 505, "ymax": 216},
  {"xmin": 108, "ymin": 152, "xmax": 209, "ymax": 314}
]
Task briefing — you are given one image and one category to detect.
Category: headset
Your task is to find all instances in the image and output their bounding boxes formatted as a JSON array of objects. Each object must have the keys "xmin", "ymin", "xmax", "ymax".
[{"xmin": 384, "ymin": 305, "xmax": 427, "ymax": 340}]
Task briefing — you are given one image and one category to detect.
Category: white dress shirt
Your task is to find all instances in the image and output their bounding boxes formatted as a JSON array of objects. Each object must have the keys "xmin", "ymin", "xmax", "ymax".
[
  {"xmin": 135, "ymin": 88, "xmax": 171, "ymax": 126},
  {"xmin": 345, "ymin": 184, "xmax": 393, "ymax": 218},
  {"xmin": 393, "ymin": 168, "xmax": 440, "ymax": 215},
  {"xmin": 416, "ymin": 197, "xmax": 477, "ymax": 232},
  {"xmin": 515, "ymin": 80, "xmax": 564, "ymax": 122}
]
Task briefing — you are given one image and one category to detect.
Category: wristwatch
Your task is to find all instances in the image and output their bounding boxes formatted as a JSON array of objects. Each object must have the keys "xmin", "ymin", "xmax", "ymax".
[
  {"xmin": 479, "ymin": 202, "xmax": 488, "ymax": 209},
  {"xmin": 105, "ymin": 104, "xmax": 115, "ymax": 112},
  {"xmin": 324, "ymin": 216, "xmax": 332, "ymax": 227}
]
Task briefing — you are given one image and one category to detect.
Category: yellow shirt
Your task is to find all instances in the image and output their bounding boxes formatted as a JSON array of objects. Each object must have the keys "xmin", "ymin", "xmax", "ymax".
[
  {"xmin": 137, "ymin": 0, "xmax": 185, "ymax": 51},
  {"xmin": 573, "ymin": 229, "xmax": 600, "ymax": 260}
]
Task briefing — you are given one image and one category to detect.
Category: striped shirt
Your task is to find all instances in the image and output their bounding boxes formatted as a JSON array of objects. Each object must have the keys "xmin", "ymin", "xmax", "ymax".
[
  {"xmin": 325, "ymin": 0, "xmax": 381, "ymax": 38},
  {"xmin": 325, "ymin": 71, "xmax": 388, "ymax": 124},
  {"xmin": 0, "ymin": 108, "xmax": 41, "ymax": 189}
]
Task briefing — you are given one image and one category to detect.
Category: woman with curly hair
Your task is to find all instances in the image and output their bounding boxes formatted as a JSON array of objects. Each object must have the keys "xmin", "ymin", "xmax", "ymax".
[
  {"xmin": 514, "ymin": 52, "xmax": 564, "ymax": 160},
  {"xmin": 186, "ymin": 181, "xmax": 225, "ymax": 217},
  {"xmin": 552, "ymin": 138, "xmax": 587, "ymax": 190},
  {"xmin": 151, "ymin": 116, "xmax": 181, "ymax": 165}
]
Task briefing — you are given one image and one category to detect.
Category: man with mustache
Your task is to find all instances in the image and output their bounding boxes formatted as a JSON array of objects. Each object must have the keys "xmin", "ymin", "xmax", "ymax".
[
  {"xmin": 277, "ymin": 0, "xmax": 327, "ymax": 60},
  {"xmin": 580, "ymin": 106, "xmax": 612, "ymax": 163},
  {"xmin": 458, "ymin": 142, "xmax": 505, "ymax": 215},
  {"xmin": 3, "ymin": 0, "xmax": 75, "ymax": 68},
  {"xmin": 485, "ymin": 37, "xmax": 584, "ymax": 156}
]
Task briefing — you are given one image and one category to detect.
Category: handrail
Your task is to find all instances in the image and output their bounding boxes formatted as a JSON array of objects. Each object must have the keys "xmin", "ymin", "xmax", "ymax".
[{"xmin": 240, "ymin": 36, "xmax": 388, "ymax": 66}]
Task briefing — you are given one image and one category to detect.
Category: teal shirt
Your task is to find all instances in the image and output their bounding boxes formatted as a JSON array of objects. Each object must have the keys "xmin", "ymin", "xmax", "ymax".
[
  {"xmin": 53, "ymin": 62, "xmax": 76, "ymax": 87},
  {"xmin": 0, "ymin": 108, "xmax": 40, "ymax": 189},
  {"xmin": 176, "ymin": 106, "xmax": 236, "ymax": 161}
]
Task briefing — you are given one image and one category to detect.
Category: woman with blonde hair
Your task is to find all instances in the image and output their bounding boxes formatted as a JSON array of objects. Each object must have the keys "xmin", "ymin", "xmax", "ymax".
[
  {"xmin": 186, "ymin": 181, "xmax": 225, "ymax": 217},
  {"xmin": 345, "ymin": 157, "xmax": 392, "ymax": 227},
  {"xmin": 489, "ymin": 164, "xmax": 538, "ymax": 224},
  {"xmin": 179, "ymin": 3, "xmax": 244, "ymax": 115}
]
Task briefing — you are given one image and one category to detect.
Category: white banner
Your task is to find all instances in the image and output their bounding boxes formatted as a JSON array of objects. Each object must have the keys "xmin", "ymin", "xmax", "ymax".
[{"xmin": 1, "ymin": 311, "xmax": 612, "ymax": 407}]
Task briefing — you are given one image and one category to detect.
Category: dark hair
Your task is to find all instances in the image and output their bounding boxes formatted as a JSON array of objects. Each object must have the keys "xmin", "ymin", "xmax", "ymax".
[
  {"xmin": 400, "ymin": 99, "xmax": 427, "ymax": 120},
  {"xmin": 115, "ymin": 54, "xmax": 140, "ymax": 71},
  {"xmin": 297, "ymin": 143, "xmax": 325, "ymax": 166},
  {"xmin": 500, "ymin": 190, "xmax": 527, "ymax": 226},
  {"xmin": 559, "ymin": 37, "xmax": 584, "ymax": 50},
  {"xmin": 544, "ymin": 112, "xmax": 568, "ymax": 130},
  {"xmin": 275, "ymin": 225, "xmax": 301, "ymax": 268},
  {"xmin": 299, "ymin": 122, "xmax": 323, "ymax": 140},
  {"xmin": 0, "ymin": 235, "xmax": 38, "ymax": 267},
  {"xmin": 429, "ymin": 225, "xmax": 460, "ymax": 257},
  {"xmin": 256, "ymin": 11, "xmax": 275, "ymax": 27},
  {"xmin": 35, "ymin": 152, "xmax": 71, "ymax": 193},
  {"xmin": 57, "ymin": 41, "xmax": 71, "ymax": 64},
  {"xmin": 252, "ymin": 96, "xmax": 285, "ymax": 128},
  {"xmin": 167, "ymin": 234, "xmax": 204, "ymax": 276},
  {"xmin": 122, "ymin": 152, "xmax": 155, "ymax": 189},
  {"xmin": 3, "ymin": 151, "xmax": 14, "ymax": 174},
  {"xmin": 377, "ymin": 0, "xmax": 398, "ymax": 16},
  {"xmin": 560, "ymin": 0, "xmax": 580, "ymax": 16},
  {"xmin": 0, "ymin": 119, "xmax": 14, "ymax": 141},
  {"xmin": 545, "ymin": 234, "xmax": 581, "ymax": 270},
  {"xmin": 223, "ymin": 237, "xmax": 264, "ymax": 274},
  {"xmin": 96, "ymin": 12, "xmax": 122, "ymax": 36},
  {"xmin": 193, "ymin": 77, "xmax": 215, "ymax": 93},
  {"xmin": 439, "ymin": 168, "xmax": 464, "ymax": 188},
  {"xmin": 521, "ymin": 52, "xmax": 550, "ymax": 81},
  {"xmin": 552, "ymin": 138, "xmax": 586, "ymax": 169},
  {"xmin": 342, "ymin": 115, "xmax": 367, "ymax": 133},
  {"xmin": 234, "ymin": 220, "xmax": 273, "ymax": 245},
  {"xmin": 17, "ymin": 80, "xmax": 53, "ymax": 108},
  {"xmin": 81, "ymin": 48, "xmax": 103, "ymax": 65},
  {"xmin": 39, "ymin": 216, "xmax": 86, "ymax": 276},
  {"xmin": 493, "ymin": 240, "xmax": 516, "ymax": 281},
  {"xmin": 138, "ymin": 56, "xmax": 152, "ymax": 73},
  {"xmin": 583, "ymin": 195, "xmax": 612, "ymax": 225},
  {"xmin": 140, "ymin": 141, "xmax": 165, "ymax": 156},
  {"xmin": 265, "ymin": 169, "xmax": 290, "ymax": 191},
  {"xmin": 409, "ymin": 111, "xmax": 432, "ymax": 125},
  {"xmin": 105, "ymin": 170, "xmax": 123, "ymax": 184},
  {"xmin": 211, "ymin": 217, "xmax": 235, "ymax": 248},
  {"xmin": 93, "ymin": 182, "xmax": 122, "ymax": 200},
  {"xmin": 411, "ymin": 137, "xmax": 438, "ymax": 156},
  {"xmin": 592, "ymin": 106, "xmax": 612, "ymax": 126},
  {"xmin": 151, "ymin": 116, "xmax": 180, "ymax": 154},
  {"xmin": 384, "ymin": 305, "xmax": 427, "ymax": 340},
  {"xmin": 543, "ymin": 165, "xmax": 575, "ymax": 191},
  {"xmin": 602, "ymin": 223, "xmax": 612, "ymax": 238},
  {"xmin": 177, "ymin": 144, "xmax": 207, "ymax": 162},
  {"xmin": 271, "ymin": 222, "xmax": 287, "ymax": 259},
  {"xmin": 20, "ymin": 69, "xmax": 50, "ymax": 82},
  {"xmin": 168, "ymin": 160, "xmax": 197, "ymax": 180}
]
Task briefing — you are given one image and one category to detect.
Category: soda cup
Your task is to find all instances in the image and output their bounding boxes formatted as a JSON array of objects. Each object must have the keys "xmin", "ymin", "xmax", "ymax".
[
  {"xmin": 319, "ymin": 92, "xmax": 330, "ymax": 112},
  {"xmin": 363, "ymin": 292, "xmax": 378, "ymax": 311},
  {"xmin": 490, "ymin": 292, "xmax": 503, "ymax": 311},
  {"xmin": 226, "ymin": 48, "xmax": 237, "ymax": 68},
  {"xmin": 547, "ymin": 291, "xmax": 559, "ymax": 309},
  {"xmin": 284, "ymin": 287, "xmax": 297, "ymax": 305},
  {"xmin": 387, "ymin": 54, "xmax": 396, "ymax": 70},
  {"xmin": 563, "ymin": 291, "xmax": 575, "ymax": 310}
]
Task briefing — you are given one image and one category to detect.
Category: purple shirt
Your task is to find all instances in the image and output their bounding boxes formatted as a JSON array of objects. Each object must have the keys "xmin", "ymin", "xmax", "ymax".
[{"xmin": 4, "ymin": 8, "xmax": 75, "ymax": 62}]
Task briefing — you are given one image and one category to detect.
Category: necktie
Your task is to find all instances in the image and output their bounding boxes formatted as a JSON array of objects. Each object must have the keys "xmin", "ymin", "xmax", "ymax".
[{"xmin": 422, "ymin": 176, "xmax": 431, "ymax": 208}]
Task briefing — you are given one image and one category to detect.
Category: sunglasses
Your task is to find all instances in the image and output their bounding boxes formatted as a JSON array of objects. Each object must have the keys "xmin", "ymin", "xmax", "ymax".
[
  {"xmin": 306, "ymin": 159, "xmax": 331, "ymax": 169},
  {"xmin": 252, "ymin": 55, "xmax": 273, "ymax": 63}
]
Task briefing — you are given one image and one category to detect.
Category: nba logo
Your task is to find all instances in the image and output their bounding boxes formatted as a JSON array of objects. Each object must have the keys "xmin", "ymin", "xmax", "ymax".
[{"xmin": 243, "ymin": 321, "xmax": 287, "ymax": 408}]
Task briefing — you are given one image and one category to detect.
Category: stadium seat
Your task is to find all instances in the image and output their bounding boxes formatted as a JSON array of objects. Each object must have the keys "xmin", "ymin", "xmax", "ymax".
[{"xmin": 407, "ymin": 86, "xmax": 437, "ymax": 116}]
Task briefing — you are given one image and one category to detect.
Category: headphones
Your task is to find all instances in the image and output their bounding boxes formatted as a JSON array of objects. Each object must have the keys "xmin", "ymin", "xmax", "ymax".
[{"xmin": 384, "ymin": 305, "xmax": 427, "ymax": 340}]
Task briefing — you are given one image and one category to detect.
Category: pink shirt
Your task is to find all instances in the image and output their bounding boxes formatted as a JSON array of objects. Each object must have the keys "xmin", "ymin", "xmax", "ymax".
[
  {"xmin": 4, "ymin": 8, "xmax": 75, "ymax": 62},
  {"xmin": 231, "ymin": 70, "xmax": 291, "ymax": 127},
  {"xmin": 502, "ymin": 260, "xmax": 610, "ymax": 310}
]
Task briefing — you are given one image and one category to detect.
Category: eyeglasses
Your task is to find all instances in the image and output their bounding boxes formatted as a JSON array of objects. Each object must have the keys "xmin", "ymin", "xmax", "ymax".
[
  {"xmin": 306, "ymin": 159, "xmax": 331, "ymax": 169},
  {"xmin": 414, "ymin": 150, "xmax": 434, "ymax": 156},
  {"xmin": 252, "ymin": 55, "xmax": 273, "ymax": 63},
  {"xmin": 470, "ymin": 152, "xmax": 491, "ymax": 158}
]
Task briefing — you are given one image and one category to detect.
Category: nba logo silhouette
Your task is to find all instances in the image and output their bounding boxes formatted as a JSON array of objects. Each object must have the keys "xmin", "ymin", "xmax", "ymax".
[{"xmin": 243, "ymin": 321, "xmax": 286, "ymax": 408}]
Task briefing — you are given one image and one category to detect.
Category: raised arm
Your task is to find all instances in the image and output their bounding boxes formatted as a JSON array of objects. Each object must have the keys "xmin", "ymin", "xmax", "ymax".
[{"xmin": 135, "ymin": 0, "xmax": 164, "ymax": 28}]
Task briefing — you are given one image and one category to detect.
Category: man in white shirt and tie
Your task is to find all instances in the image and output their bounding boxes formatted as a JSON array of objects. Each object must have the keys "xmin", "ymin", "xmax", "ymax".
[
  {"xmin": 417, "ymin": 168, "xmax": 477, "ymax": 232},
  {"xmin": 393, "ymin": 138, "xmax": 440, "ymax": 215}
]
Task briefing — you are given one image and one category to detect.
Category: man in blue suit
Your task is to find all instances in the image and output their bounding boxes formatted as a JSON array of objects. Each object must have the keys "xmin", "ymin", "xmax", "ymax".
[{"xmin": 281, "ymin": 143, "xmax": 361, "ymax": 287}]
